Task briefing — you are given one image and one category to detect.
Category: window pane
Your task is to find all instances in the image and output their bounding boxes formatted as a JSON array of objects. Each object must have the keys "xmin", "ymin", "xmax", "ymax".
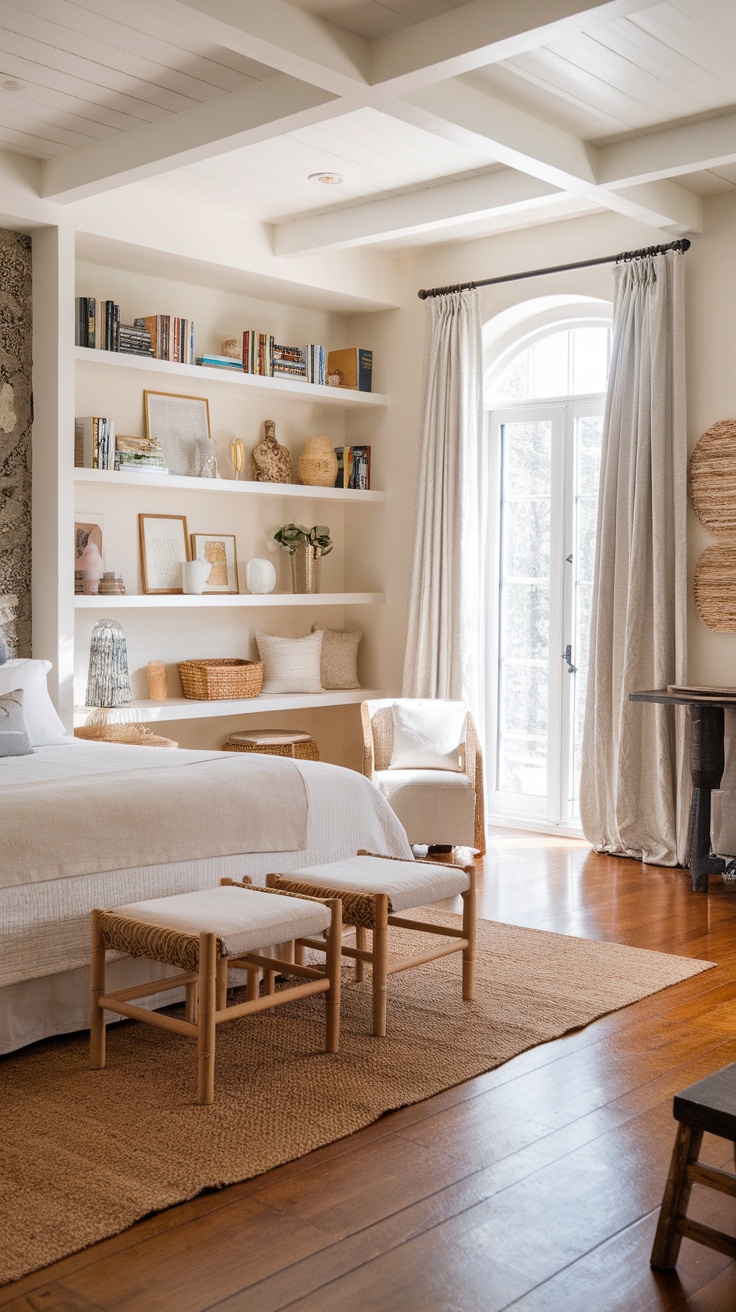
[
  {"xmin": 502, "ymin": 501, "xmax": 550, "ymax": 578},
  {"xmin": 500, "ymin": 583, "xmax": 550, "ymax": 662},
  {"xmin": 498, "ymin": 736, "xmax": 548, "ymax": 796},
  {"xmin": 529, "ymin": 331, "xmax": 568, "ymax": 398},
  {"xmin": 499, "ymin": 662, "xmax": 548, "ymax": 737},
  {"xmin": 577, "ymin": 413, "xmax": 604, "ymax": 495},
  {"xmin": 572, "ymin": 327, "xmax": 609, "ymax": 395},
  {"xmin": 493, "ymin": 349, "xmax": 529, "ymax": 404},
  {"xmin": 502, "ymin": 419, "xmax": 552, "ymax": 498}
]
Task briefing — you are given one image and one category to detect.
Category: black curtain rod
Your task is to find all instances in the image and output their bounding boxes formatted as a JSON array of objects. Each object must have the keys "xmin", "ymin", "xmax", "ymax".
[{"xmin": 417, "ymin": 238, "xmax": 691, "ymax": 299}]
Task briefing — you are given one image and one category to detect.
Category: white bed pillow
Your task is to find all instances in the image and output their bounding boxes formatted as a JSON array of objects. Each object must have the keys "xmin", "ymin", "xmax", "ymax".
[
  {"xmin": 388, "ymin": 699, "xmax": 466, "ymax": 772},
  {"xmin": 0, "ymin": 659, "xmax": 66, "ymax": 746},
  {"xmin": 0, "ymin": 688, "xmax": 34, "ymax": 757},
  {"xmin": 255, "ymin": 631, "xmax": 324, "ymax": 694}
]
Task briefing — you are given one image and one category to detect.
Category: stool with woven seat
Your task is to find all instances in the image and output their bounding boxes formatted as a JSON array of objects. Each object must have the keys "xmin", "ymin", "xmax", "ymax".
[
  {"xmin": 651, "ymin": 1062, "xmax": 736, "ymax": 1269},
  {"xmin": 267, "ymin": 852, "xmax": 476, "ymax": 1037},
  {"xmin": 222, "ymin": 729, "xmax": 319, "ymax": 760},
  {"xmin": 90, "ymin": 882, "xmax": 342, "ymax": 1104}
]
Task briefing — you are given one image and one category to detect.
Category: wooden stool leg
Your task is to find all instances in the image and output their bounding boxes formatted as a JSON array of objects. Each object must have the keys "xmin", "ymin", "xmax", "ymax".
[
  {"xmin": 372, "ymin": 894, "xmax": 389, "ymax": 1038},
  {"xmin": 325, "ymin": 898, "xmax": 342, "ymax": 1053},
  {"xmin": 355, "ymin": 926, "xmax": 366, "ymax": 982},
  {"xmin": 89, "ymin": 909, "xmax": 106, "ymax": 1070},
  {"xmin": 216, "ymin": 957, "xmax": 228, "ymax": 1012},
  {"xmin": 461, "ymin": 864, "xmax": 476, "ymax": 1002},
  {"xmin": 651, "ymin": 1123, "xmax": 704, "ymax": 1269},
  {"xmin": 246, "ymin": 967, "xmax": 260, "ymax": 1001},
  {"xmin": 197, "ymin": 933, "xmax": 218, "ymax": 1105},
  {"xmin": 294, "ymin": 941, "xmax": 306, "ymax": 968},
  {"xmin": 185, "ymin": 983, "xmax": 198, "ymax": 1025}
]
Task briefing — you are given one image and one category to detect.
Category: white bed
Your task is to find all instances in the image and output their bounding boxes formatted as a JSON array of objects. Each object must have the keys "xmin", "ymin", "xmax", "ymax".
[{"xmin": 0, "ymin": 737, "xmax": 412, "ymax": 1054}]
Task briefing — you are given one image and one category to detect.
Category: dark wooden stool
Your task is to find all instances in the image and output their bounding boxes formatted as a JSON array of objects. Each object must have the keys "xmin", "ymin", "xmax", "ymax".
[{"xmin": 651, "ymin": 1062, "xmax": 736, "ymax": 1269}]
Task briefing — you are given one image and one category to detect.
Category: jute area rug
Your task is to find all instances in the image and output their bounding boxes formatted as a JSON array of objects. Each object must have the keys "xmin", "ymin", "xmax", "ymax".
[{"xmin": 0, "ymin": 911, "xmax": 713, "ymax": 1286}]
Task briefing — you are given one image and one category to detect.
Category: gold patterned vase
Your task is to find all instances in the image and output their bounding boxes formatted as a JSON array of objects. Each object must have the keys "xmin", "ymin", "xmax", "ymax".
[
  {"xmin": 291, "ymin": 543, "xmax": 322, "ymax": 594},
  {"xmin": 297, "ymin": 436, "xmax": 338, "ymax": 488}
]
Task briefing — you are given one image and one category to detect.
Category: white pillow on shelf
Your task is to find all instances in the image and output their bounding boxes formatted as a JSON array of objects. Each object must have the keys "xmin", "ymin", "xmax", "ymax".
[
  {"xmin": 255, "ymin": 631, "xmax": 324, "ymax": 694},
  {"xmin": 388, "ymin": 699, "xmax": 467, "ymax": 772},
  {"xmin": 0, "ymin": 659, "xmax": 66, "ymax": 746}
]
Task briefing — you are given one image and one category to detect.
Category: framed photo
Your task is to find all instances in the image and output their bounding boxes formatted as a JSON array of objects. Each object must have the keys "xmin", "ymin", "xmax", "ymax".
[
  {"xmin": 190, "ymin": 533, "xmax": 239, "ymax": 594},
  {"xmin": 144, "ymin": 390, "xmax": 211, "ymax": 477},
  {"xmin": 139, "ymin": 514, "xmax": 190, "ymax": 594}
]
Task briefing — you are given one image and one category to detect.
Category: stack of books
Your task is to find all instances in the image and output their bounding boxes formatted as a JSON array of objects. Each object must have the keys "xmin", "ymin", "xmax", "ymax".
[
  {"xmin": 138, "ymin": 316, "xmax": 195, "ymax": 364},
  {"xmin": 115, "ymin": 433, "xmax": 168, "ymax": 475},
  {"xmin": 272, "ymin": 343, "xmax": 306, "ymax": 379},
  {"xmin": 196, "ymin": 354, "xmax": 243, "ymax": 371},
  {"xmin": 334, "ymin": 445, "xmax": 371, "ymax": 490},
  {"xmin": 75, "ymin": 416, "xmax": 116, "ymax": 470},
  {"xmin": 118, "ymin": 323, "xmax": 153, "ymax": 357},
  {"xmin": 242, "ymin": 330, "xmax": 274, "ymax": 375},
  {"xmin": 305, "ymin": 344, "xmax": 326, "ymax": 385}
]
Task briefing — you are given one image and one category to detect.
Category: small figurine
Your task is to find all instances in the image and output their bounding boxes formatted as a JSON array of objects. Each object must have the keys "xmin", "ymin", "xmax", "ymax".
[{"xmin": 251, "ymin": 419, "xmax": 292, "ymax": 483}]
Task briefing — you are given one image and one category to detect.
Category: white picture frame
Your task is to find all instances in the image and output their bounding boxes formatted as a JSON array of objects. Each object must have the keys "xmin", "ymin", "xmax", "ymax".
[
  {"xmin": 190, "ymin": 533, "xmax": 239, "ymax": 594},
  {"xmin": 139, "ymin": 514, "xmax": 190, "ymax": 594}
]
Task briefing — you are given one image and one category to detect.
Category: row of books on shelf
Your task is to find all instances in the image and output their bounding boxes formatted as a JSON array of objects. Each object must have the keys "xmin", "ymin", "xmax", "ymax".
[
  {"xmin": 335, "ymin": 445, "xmax": 371, "ymax": 490},
  {"xmin": 75, "ymin": 417, "xmax": 167, "ymax": 474},
  {"xmin": 75, "ymin": 298, "xmax": 195, "ymax": 363}
]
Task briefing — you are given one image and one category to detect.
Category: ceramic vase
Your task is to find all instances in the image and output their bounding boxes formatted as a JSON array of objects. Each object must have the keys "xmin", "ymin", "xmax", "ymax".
[
  {"xmin": 245, "ymin": 558, "xmax": 276, "ymax": 594},
  {"xmin": 85, "ymin": 619, "xmax": 132, "ymax": 708},
  {"xmin": 297, "ymin": 436, "xmax": 338, "ymax": 488},
  {"xmin": 182, "ymin": 559, "xmax": 212, "ymax": 594}
]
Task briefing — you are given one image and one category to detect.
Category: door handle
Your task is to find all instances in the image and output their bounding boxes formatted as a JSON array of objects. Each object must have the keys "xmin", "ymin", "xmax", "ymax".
[{"xmin": 562, "ymin": 644, "xmax": 577, "ymax": 674}]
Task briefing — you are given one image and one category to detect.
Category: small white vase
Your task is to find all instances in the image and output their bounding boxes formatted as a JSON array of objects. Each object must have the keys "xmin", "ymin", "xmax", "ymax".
[
  {"xmin": 182, "ymin": 559, "xmax": 212, "ymax": 594},
  {"xmin": 245, "ymin": 557, "xmax": 276, "ymax": 595}
]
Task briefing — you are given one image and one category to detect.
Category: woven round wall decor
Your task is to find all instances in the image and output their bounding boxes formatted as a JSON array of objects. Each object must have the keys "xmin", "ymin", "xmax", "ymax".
[
  {"xmin": 694, "ymin": 543, "xmax": 736, "ymax": 632},
  {"xmin": 689, "ymin": 419, "xmax": 736, "ymax": 535}
]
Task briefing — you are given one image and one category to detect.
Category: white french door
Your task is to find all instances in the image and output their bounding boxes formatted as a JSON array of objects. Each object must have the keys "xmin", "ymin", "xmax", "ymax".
[{"xmin": 487, "ymin": 399, "xmax": 604, "ymax": 827}]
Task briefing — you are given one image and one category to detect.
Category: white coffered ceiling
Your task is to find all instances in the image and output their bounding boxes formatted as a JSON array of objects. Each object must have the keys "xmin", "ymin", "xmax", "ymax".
[{"xmin": 3, "ymin": 0, "xmax": 736, "ymax": 253}]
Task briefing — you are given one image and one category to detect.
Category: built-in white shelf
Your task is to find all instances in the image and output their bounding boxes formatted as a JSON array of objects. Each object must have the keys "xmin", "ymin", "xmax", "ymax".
[
  {"xmin": 75, "ymin": 347, "xmax": 388, "ymax": 408},
  {"xmin": 74, "ymin": 591, "xmax": 384, "ymax": 608},
  {"xmin": 73, "ymin": 467, "xmax": 386, "ymax": 502},
  {"xmin": 73, "ymin": 688, "xmax": 383, "ymax": 726}
]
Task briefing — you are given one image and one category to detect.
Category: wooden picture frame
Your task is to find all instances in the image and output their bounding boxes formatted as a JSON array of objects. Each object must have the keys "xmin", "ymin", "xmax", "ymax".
[
  {"xmin": 190, "ymin": 533, "xmax": 239, "ymax": 594},
  {"xmin": 139, "ymin": 514, "xmax": 190, "ymax": 594},
  {"xmin": 143, "ymin": 390, "xmax": 211, "ymax": 477}
]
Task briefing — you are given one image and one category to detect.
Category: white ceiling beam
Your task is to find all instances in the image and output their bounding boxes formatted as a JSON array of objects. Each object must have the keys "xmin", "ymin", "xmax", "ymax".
[
  {"xmin": 397, "ymin": 81, "xmax": 701, "ymax": 234},
  {"xmin": 41, "ymin": 76, "xmax": 341, "ymax": 203},
  {"xmin": 369, "ymin": 0, "xmax": 658, "ymax": 93},
  {"xmin": 597, "ymin": 112, "xmax": 736, "ymax": 188},
  {"xmin": 170, "ymin": 0, "xmax": 371, "ymax": 95},
  {"xmin": 274, "ymin": 170, "xmax": 563, "ymax": 257}
]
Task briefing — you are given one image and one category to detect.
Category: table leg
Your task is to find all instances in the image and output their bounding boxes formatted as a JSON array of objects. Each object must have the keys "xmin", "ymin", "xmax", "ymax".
[{"xmin": 690, "ymin": 704, "xmax": 726, "ymax": 892}]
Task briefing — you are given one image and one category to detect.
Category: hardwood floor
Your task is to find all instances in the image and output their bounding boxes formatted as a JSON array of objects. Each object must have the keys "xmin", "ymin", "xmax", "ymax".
[{"xmin": 5, "ymin": 834, "xmax": 736, "ymax": 1311}]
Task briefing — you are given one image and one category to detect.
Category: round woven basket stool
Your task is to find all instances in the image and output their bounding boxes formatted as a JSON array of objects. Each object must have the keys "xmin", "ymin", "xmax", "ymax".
[
  {"xmin": 74, "ymin": 724, "xmax": 179, "ymax": 748},
  {"xmin": 222, "ymin": 729, "xmax": 319, "ymax": 761}
]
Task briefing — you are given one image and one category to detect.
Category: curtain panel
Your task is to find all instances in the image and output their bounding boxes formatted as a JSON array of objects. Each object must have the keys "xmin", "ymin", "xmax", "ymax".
[
  {"xmin": 402, "ymin": 290, "xmax": 485, "ymax": 715},
  {"xmin": 581, "ymin": 250, "xmax": 689, "ymax": 866}
]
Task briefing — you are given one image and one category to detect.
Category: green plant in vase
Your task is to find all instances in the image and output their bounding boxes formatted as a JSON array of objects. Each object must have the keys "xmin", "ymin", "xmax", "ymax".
[{"xmin": 274, "ymin": 524, "xmax": 333, "ymax": 593}]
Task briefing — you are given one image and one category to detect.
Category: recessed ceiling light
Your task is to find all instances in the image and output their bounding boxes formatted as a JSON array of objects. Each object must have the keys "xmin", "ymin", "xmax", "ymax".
[{"xmin": 308, "ymin": 172, "xmax": 344, "ymax": 186}]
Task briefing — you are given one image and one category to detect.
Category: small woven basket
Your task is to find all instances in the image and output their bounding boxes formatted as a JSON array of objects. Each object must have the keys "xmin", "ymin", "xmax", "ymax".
[{"xmin": 178, "ymin": 658, "xmax": 263, "ymax": 700}]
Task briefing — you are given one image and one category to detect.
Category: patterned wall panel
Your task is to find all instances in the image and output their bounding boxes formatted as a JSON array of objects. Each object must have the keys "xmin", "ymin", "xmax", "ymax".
[{"xmin": 0, "ymin": 230, "xmax": 32, "ymax": 657}]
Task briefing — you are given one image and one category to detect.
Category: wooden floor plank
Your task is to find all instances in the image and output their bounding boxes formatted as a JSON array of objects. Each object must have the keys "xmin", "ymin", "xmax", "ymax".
[{"xmin": 4, "ymin": 837, "xmax": 736, "ymax": 1311}]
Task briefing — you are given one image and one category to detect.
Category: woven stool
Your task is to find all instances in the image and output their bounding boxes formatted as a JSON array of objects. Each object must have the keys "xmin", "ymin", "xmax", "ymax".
[
  {"xmin": 267, "ymin": 851, "xmax": 476, "ymax": 1037},
  {"xmin": 223, "ymin": 729, "xmax": 319, "ymax": 760},
  {"xmin": 90, "ymin": 881, "xmax": 342, "ymax": 1104},
  {"xmin": 651, "ymin": 1062, "xmax": 736, "ymax": 1268}
]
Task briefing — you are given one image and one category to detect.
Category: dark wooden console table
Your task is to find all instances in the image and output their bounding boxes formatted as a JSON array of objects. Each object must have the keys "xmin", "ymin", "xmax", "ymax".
[{"xmin": 630, "ymin": 689, "xmax": 736, "ymax": 892}]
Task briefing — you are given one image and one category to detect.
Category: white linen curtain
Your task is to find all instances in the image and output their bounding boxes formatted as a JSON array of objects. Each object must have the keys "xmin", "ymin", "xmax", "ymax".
[
  {"xmin": 580, "ymin": 250, "xmax": 689, "ymax": 866},
  {"xmin": 402, "ymin": 289, "xmax": 485, "ymax": 713}
]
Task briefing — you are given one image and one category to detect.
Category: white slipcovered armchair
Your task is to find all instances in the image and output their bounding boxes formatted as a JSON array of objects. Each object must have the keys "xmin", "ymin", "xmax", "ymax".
[{"xmin": 360, "ymin": 698, "xmax": 486, "ymax": 856}]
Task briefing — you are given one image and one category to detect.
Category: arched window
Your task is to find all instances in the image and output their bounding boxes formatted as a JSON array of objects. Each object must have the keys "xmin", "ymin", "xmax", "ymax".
[{"xmin": 484, "ymin": 297, "xmax": 612, "ymax": 832}]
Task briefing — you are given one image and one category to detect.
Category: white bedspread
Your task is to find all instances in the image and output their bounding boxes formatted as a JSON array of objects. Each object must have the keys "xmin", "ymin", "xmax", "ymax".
[
  {"xmin": 0, "ymin": 742, "xmax": 412, "ymax": 999},
  {"xmin": 0, "ymin": 741, "xmax": 307, "ymax": 889}
]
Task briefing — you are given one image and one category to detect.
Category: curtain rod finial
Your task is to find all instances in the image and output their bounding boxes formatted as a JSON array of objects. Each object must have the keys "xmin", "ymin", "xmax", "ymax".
[{"xmin": 418, "ymin": 289, "xmax": 428, "ymax": 299}]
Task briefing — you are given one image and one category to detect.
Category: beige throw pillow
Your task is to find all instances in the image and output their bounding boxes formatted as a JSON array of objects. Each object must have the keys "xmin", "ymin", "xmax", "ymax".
[
  {"xmin": 312, "ymin": 626, "xmax": 362, "ymax": 690},
  {"xmin": 255, "ymin": 631, "xmax": 324, "ymax": 694}
]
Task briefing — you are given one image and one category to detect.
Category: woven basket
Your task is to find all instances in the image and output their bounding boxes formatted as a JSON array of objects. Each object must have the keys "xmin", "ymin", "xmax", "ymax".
[
  {"xmin": 74, "ymin": 724, "xmax": 178, "ymax": 748},
  {"xmin": 178, "ymin": 659, "xmax": 263, "ymax": 700},
  {"xmin": 223, "ymin": 732, "xmax": 319, "ymax": 761}
]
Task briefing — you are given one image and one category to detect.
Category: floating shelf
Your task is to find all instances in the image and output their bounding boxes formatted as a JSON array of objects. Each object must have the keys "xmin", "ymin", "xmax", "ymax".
[
  {"xmin": 75, "ymin": 347, "xmax": 388, "ymax": 408},
  {"xmin": 74, "ymin": 592, "xmax": 384, "ymax": 609},
  {"xmin": 73, "ymin": 467, "xmax": 386, "ymax": 502},
  {"xmin": 73, "ymin": 688, "xmax": 384, "ymax": 726}
]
